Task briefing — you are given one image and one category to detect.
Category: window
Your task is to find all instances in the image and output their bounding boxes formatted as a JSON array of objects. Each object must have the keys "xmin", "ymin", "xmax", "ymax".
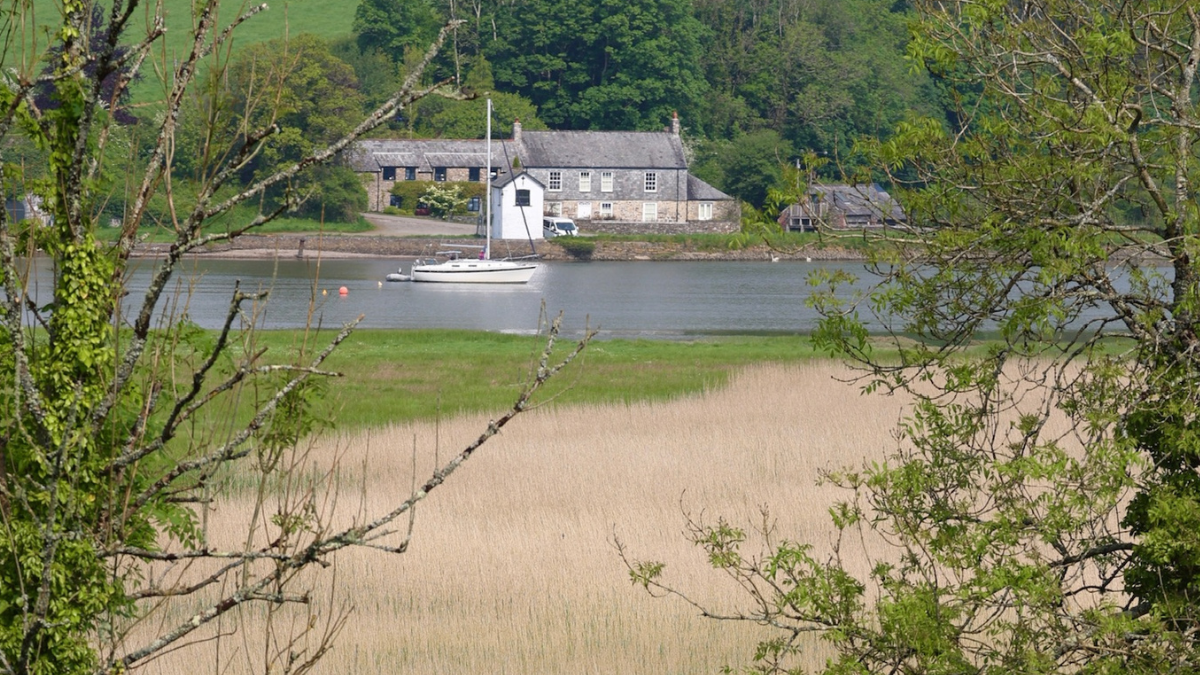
[
  {"xmin": 642, "ymin": 202, "xmax": 658, "ymax": 222},
  {"xmin": 600, "ymin": 202, "xmax": 613, "ymax": 218},
  {"xmin": 545, "ymin": 202, "xmax": 562, "ymax": 216},
  {"xmin": 467, "ymin": 196, "xmax": 481, "ymax": 212},
  {"xmin": 600, "ymin": 171, "xmax": 614, "ymax": 192},
  {"xmin": 698, "ymin": 202, "xmax": 713, "ymax": 221},
  {"xmin": 644, "ymin": 172, "xmax": 657, "ymax": 192},
  {"xmin": 382, "ymin": 166, "xmax": 396, "ymax": 181},
  {"xmin": 548, "ymin": 170, "xmax": 562, "ymax": 191},
  {"xmin": 469, "ymin": 167, "xmax": 481, "ymax": 182},
  {"xmin": 579, "ymin": 171, "xmax": 592, "ymax": 192},
  {"xmin": 434, "ymin": 167, "xmax": 447, "ymax": 182},
  {"xmin": 405, "ymin": 167, "xmax": 416, "ymax": 181},
  {"xmin": 515, "ymin": 189, "xmax": 531, "ymax": 206},
  {"xmin": 389, "ymin": 194, "xmax": 402, "ymax": 208}
]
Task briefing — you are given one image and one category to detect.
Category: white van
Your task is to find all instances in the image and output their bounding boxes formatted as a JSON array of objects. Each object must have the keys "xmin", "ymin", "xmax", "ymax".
[{"xmin": 542, "ymin": 217, "xmax": 578, "ymax": 238}]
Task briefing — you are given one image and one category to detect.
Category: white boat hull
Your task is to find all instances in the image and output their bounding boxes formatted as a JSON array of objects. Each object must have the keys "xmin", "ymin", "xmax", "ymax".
[{"xmin": 411, "ymin": 259, "xmax": 538, "ymax": 284}]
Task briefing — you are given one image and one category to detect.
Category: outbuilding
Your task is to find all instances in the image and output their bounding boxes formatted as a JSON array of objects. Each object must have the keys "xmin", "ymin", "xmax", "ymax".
[{"xmin": 490, "ymin": 171, "xmax": 545, "ymax": 241}]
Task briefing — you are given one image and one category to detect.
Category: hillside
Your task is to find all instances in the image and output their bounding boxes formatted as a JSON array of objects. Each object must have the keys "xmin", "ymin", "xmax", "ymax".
[{"xmin": 32, "ymin": 0, "xmax": 355, "ymax": 98}]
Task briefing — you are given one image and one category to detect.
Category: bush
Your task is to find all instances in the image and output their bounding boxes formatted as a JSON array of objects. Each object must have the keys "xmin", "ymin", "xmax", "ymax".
[
  {"xmin": 552, "ymin": 237, "xmax": 595, "ymax": 260},
  {"xmin": 389, "ymin": 180, "xmax": 484, "ymax": 215}
]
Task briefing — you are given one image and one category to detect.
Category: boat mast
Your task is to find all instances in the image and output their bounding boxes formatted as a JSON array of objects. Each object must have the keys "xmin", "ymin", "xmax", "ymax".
[{"xmin": 485, "ymin": 98, "xmax": 492, "ymax": 261}]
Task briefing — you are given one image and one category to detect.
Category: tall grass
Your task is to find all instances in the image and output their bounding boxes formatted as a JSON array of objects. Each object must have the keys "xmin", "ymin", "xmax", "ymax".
[{"xmin": 128, "ymin": 362, "xmax": 909, "ymax": 674}]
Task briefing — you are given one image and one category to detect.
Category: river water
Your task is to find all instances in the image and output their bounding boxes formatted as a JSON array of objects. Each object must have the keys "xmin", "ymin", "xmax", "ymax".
[
  {"xmin": 21, "ymin": 255, "xmax": 1147, "ymax": 338},
  {"xmin": 66, "ymin": 257, "xmax": 864, "ymax": 338}
]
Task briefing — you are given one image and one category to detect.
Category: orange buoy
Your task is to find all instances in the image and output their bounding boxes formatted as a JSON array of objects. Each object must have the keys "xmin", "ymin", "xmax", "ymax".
[{"xmin": 338, "ymin": 286, "xmax": 348, "ymax": 296}]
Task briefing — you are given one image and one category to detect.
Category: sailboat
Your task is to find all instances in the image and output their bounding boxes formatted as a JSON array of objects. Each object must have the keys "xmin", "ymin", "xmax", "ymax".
[{"xmin": 411, "ymin": 99, "xmax": 538, "ymax": 284}]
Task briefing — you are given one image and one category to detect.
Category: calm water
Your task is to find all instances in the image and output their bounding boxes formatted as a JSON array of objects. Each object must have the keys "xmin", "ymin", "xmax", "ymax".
[
  {"xmin": 39, "ymin": 257, "xmax": 863, "ymax": 338},
  {"xmin": 21, "ymin": 256, "xmax": 1147, "ymax": 338}
]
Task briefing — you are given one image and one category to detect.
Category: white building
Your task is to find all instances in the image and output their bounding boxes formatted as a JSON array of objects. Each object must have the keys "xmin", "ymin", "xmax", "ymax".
[{"xmin": 490, "ymin": 171, "xmax": 545, "ymax": 242}]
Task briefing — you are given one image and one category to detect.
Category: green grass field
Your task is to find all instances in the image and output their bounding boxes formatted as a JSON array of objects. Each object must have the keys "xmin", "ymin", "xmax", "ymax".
[
  {"xmin": 247, "ymin": 329, "xmax": 825, "ymax": 430},
  {"xmin": 29, "ymin": 0, "xmax": 356, "ymax": 99}
]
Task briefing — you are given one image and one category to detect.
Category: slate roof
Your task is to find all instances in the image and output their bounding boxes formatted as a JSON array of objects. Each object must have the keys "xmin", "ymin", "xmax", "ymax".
[
  {"xmin": 687, "ymin": 174, "xmax": 732, "ymax": 201},
  {"xmin": 782, "ymin": 183, "xmax": 906, "ymax": 222},
  {"xmin": 347, "ymin": 139, "xmax": 513, "ymax": 173},
  {"xmin": 518, "ymin": 131, "xmax": 687, "ymax": 169},
  {"xmin": 493, "ymin": 170, "xmax": 544, "ymax": 189}
]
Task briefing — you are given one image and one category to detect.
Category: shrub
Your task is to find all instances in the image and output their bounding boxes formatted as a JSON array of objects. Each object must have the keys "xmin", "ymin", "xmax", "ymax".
[
  {"xmin": 553, "ymin": 237, "xmax": 595, "ymax": 260},
  {"xmin": 389, "ymin": 180, "xmax": 484, "ymax": 215}
]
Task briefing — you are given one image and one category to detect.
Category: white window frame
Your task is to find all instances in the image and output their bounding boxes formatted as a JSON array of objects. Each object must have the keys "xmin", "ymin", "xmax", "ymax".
[
  {"xmin": 600, "ymin": 171, "xmax": 614, "ymax": 193},
  {"xmin": 545, "ymin": 201, "xmax": 562, "ymax": 216},
  {"xmin": 548, "ymin": 170, "xmax": 562, "ymax": 191},
  {"xmin": 579, "ymin": 171, "xmax": 592, "ymax": 192},
  {"xmin": 600, "ymin": 202, "xmax": 614, "ymax": 218},
  {"xmin": 642, "ymin": 202, "xmax": 658, "ymax": 222},
  {"xmin": 644, "ymin": 172, "xmax": 657, "ymax": 192},
  {"xmin": 698, "ymin": 202, "xmax": 713, "ymax": 221}
]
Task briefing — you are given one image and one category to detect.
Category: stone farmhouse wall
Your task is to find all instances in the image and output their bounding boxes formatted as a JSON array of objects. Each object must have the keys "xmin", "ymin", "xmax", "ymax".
[{"xmin": 363, "ymin": 169, "xmax": 485, "ymax": 212}]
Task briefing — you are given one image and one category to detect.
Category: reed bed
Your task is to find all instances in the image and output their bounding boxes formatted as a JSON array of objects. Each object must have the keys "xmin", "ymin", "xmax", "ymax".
[{"xmin": 132, "ymin": 362, "xmax": 910, "ymax": 674}]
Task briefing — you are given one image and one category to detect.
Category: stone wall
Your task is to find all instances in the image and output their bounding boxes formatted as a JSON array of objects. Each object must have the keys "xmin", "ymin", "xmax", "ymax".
[
  {"xmin": 578, "ymin": 219, "xmax": 739, "ymax": 235},
  {"xmin": 362, "ymin": 170, "xmax": 485, "ymax": 211}
]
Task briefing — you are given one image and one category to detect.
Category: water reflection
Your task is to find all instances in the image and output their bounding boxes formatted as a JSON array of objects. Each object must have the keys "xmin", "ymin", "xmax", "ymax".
[
  {"xmin": 17, "ymin": 255, "xmax": 1150, "ymax": 339},
  {"xmin": 98, "ymin": 256, "xmax": 859, "ymax": 337}
]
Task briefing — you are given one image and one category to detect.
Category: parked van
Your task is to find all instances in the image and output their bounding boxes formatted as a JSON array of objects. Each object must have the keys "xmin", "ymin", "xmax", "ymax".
[{"xmin": 542, "ymin": 217, "xmax": 578, "ymax": 238}]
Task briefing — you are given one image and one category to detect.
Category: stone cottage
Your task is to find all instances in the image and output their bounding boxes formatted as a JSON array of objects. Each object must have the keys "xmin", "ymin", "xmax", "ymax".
[{"xmin": 346, "ymin": 114, "xmax": 738, "ymax": 237}]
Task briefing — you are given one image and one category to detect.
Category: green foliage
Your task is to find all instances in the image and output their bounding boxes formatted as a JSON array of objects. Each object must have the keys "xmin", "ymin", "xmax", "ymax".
[
  {"xmin": 551, "ymin": 237, "xmax": 595, "ymax": 259},
  {"xmin": 487, "ymin": 0, "xmax": 709, "ymax": 130},
  {"xmin": 0, "ymin": 5, "xmax": 467, "ymax": 673},
  {"xmin": 420, "ymin": 92, "xmax": 548, "ymax": 139},
  {"xmin": 390, "ymin": 180, "xmax": 483, "ymax": 215},
  {"xmin": 419, "ymin": 183, "xmax": 468, "ymax": 217},
  {"xmin": 632, "ymin": 1, "xmax": 1200, "ymax": 673},
  {"xmin": 353, "ymin": 0, "xmax": 441, "ymax": 56},
  {"xmin": 716, "ymin": 130, "xmax": 794, "ymax": 209},
  {"xmin": 221, "ymin": 33, "xmax": 368, "ymax": 221}
]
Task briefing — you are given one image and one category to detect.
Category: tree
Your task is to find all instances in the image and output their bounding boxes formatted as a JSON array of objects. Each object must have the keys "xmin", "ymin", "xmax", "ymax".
[
  {"xmin": 627, "ymin": 1, "xmax": 1200, "ymax": 672},
  {"xmin": 488, "ymin": 0, "xmax": 709, "ymax": 130},
  {"xmin": 0, "ymin": 5, "xmax": 590, "ymax": 674},
  {"xmin": 715, "ymin": 129, "xmax": 794, "ymax": 209},
  {"xmin": 353, "ymin": 0, "xmax": 443, "ymax": 57},
  {"xmin": 223, "ymin": 33, "xmax": 369, "ymax": 221}
]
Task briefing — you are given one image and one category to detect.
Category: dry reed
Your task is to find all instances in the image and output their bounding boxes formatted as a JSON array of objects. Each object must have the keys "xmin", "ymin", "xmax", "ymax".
[{"xmin": 133, "ymin": 362, "xmax": 909, "ymax": 674}]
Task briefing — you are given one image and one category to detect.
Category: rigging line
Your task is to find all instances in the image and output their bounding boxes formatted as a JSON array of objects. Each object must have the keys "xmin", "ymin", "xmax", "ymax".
[{"xmin": 497, "ymin": 123, "xmax": 539, "ymax": 258}]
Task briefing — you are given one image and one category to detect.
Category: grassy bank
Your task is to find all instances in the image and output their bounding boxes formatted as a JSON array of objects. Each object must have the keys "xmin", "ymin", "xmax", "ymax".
[{"xmin": 254, "ymin": 329, "xmax": 824, "ymax": 430}]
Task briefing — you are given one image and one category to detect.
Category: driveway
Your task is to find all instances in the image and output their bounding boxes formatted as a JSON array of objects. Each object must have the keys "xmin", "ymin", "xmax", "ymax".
[{"xmin": 360, "ymin": 212, "xmax": 478, "ymax": 237}]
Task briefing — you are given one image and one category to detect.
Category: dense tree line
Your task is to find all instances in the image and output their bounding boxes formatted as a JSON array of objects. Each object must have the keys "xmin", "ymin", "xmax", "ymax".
[
  {"xmin": 7, "ymin": 0, "xmax": 936, "ymax": 225},
  {"xmin": 343, "ymin": 0, "xmax": 938, "ymax": 207}
]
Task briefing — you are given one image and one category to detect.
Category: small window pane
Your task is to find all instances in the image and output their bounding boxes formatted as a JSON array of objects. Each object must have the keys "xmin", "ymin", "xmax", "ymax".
[
  {"xmin": 600, "ymin": 172, "xmax": 614, "ymax": 192},
  {"xmin": 405, "ymin": 167, "xmax": 416, "ymax": 180},
  {"xmin": 644, "ymin": 172, "xmax": 657, "ymax": 192},
  {"xmin": 469, "ymin": 167, "xmax": 481, "ymax": 182},
  {"xmin": 515, "ymin": 189, "xmax": 531, "ymax": 206},
  {"xmin": 579, "ymin": 171, "xmax": 592, "ymax": 192},
  {"xmin": 548, "ymin": 171, "xmax": 562, "ymax": 191},
  {"xmin": 382, "ymin": 166, "xmax": 396, "ymax": 181},
  {"xmin": 434, "ymin": 167, "xmax": 447, "ymax": 182}
]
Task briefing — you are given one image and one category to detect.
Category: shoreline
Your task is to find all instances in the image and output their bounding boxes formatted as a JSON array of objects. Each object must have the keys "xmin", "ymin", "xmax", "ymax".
[{"xmin": 132, "ymin": 233, "xmax": 868, "ymax": 262}]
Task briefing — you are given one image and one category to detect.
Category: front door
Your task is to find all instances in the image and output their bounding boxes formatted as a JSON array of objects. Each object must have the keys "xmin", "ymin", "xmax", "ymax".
[{"xmin": 577, "ymin": 202, "xmax": 592, "ymax": 219}]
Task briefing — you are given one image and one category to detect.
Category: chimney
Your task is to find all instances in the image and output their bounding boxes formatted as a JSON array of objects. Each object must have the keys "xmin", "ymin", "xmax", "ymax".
[
  {"xmin": 671, "ymin": 111, "xmax": 680, "ymax": 135},
  {"xmin": 512, "ymin": 118, "xmax": 522, "ymax": 144}
]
